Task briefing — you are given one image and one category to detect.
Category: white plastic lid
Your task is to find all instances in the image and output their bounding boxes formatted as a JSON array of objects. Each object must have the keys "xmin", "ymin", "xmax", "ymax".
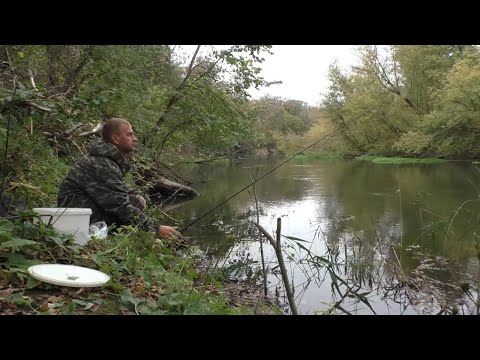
[{"xmin": 28, "ymin": 264, "xmax": 110, "ymax": 287}]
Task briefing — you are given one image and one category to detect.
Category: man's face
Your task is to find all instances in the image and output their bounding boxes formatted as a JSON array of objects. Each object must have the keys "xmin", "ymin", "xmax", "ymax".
[{"xmin": 112, "ymin": 123, "xmax": 137, "ymax": 155}]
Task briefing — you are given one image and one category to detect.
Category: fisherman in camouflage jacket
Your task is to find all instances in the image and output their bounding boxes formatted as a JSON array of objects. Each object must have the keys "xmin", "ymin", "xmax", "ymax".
[{"xmin": 57, "ymin": 117, "xmax": 180, "ymax": 239}]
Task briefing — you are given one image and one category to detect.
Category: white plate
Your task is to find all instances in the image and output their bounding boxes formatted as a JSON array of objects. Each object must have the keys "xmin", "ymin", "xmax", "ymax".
[{"xmin": 28, "ymin": 264, "xmax": 110, "ymax": 287}]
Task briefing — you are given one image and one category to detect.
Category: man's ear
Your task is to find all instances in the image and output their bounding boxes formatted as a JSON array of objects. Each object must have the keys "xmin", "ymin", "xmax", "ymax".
[{"xmin": 111, "ymin": 134, "xmax": 119, "ymax": 145}]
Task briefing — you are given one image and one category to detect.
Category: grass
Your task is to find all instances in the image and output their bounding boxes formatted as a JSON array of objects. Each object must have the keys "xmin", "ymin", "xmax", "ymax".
[{"xmin": 0, "ymin": 217, "xmax": 276, "ymax": 315}]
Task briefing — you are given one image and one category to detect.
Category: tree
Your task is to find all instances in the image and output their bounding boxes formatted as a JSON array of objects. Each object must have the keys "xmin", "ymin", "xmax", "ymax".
[
  {"xmin": 395, "ymin": 45, "xmax": 471, "ymax": 114},
  {"xmin": 421, "ymin": 48, "xmax": 480, "ymax": 157},
  {"xmin": 141, "ymin": 45, "xmax": 273, "ymax": 159}
]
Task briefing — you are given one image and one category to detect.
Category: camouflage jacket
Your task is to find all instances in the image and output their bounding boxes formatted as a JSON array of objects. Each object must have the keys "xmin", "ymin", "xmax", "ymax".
[{"xmin": 57, "ymin": 141, "xmax": 159, "ymax": 232}]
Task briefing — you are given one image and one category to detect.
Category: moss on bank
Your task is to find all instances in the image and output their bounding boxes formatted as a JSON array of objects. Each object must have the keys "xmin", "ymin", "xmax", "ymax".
[
  {"xmin": 355, "ymin": 155, "xmax": 447, "ymax": 164},
  {"xmin": 291, "ymin": 153, "xmax": 344, "ymax": 162}
]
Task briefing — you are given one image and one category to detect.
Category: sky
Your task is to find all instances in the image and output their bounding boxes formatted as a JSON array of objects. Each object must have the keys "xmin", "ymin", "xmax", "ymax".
[
  {"xmin": 175, "ymin": 45, "xmax": 360, "ymax": 107},
  {"xmin": 249, "ymin": 45, "xmax": 360, "ymax": 106}
]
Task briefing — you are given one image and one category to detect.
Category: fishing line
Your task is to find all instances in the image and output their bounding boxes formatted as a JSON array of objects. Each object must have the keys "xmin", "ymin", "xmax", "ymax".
[{"xmin": 180, "ymin": 125, "xmax": 344, "ymax": 232}]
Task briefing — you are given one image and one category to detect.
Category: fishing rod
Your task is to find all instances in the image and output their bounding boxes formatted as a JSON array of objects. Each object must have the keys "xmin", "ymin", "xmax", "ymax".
[{"xmin": 179, "ymin": 125, "xmax": 344, "ymax": 232}]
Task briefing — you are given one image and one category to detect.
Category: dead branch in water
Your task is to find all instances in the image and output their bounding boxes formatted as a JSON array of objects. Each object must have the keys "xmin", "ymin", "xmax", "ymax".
[
  {"xmin": 254, "ymin": 219, "xmax": 298, "ymax": 315},
  {"xmin": 249, "ymin": 169, "xmax": 268, "ymax": 297}
]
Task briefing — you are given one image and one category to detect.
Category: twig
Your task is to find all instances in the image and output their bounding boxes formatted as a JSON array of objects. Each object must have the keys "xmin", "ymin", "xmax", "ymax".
[
  {"xmin": 157, "ymin": 162, "xmax": 193, "ymax": 185},
  {"xmin": 254, "ymin": 222, "xmax": 277, "ymax": 249},
  {"xmin": 159, "ymin": 187, "xmax": 184, "ymax": 207},
  {"xmin": 24, "ymin": 100, "xmax": 52, "ymax": 113},
  {"xmin": 78, "ymin": 130, "xmax": 100, "ymax": 137},
  {"xmin": 43, "ymin": 245, "xmax": 57, "ymax": 264},
  {"xmin": 78, "ymin": 123, "xmax": 102, "ymax": 137},
  {"xmin": 66, "ymin": 137, "xmax": 85, "ymax": 155},
  {"xmin": 157, "ymin": 208, "xmax": 180, "ymax": 224},
  {"xmin": 249, "ymin": 168, "xmax": 268, "ymax": 296},
  {"xmin": 254, "ymin": 219, "xmax": 298, "ymax": 315},
  {"xmin": 7, "ymin": 181, "xmax": 47, "ymax": 196},
  {"xmin": 443, "ymin": 199, "xmax": 479, "ymax": 241},
  {"xmin": 28, "ymin": 68, "xmax": 38, "ymax": 92},
  {"xmin": 66, "ymin": 123, "xmax": 85, "ymax": 135}
]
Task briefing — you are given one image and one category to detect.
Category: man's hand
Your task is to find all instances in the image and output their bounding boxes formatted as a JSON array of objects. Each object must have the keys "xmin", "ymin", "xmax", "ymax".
[
  {"xmin": 157, "ymin": 225, "xmax": 181, "ymax": 240},
  {"xmin": 135, "ymin": 195, "xmax": 147, "ymax": 211}
]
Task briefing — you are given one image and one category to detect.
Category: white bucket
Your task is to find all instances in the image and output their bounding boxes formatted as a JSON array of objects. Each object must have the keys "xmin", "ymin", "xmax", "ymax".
[{"xmin": 33, "ymin": 208, "xmax": 92, "ymax": 246}]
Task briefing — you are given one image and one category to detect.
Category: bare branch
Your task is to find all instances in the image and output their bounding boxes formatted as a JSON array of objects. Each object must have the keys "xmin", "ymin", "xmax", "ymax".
[
  {"xmin": 249, "ymin": 168, "xmax": 268, "ymax": 296},
  {"xmin": 155, "ymin": 120, "xmax": 193, "ymax": 157},
  {"xmin": 66, "ymin": 123, "xmax": 85, "ymax": 135},
  {"xmin": 28, "ymin": 68, "xmax": 38, "ymax": 92},
  {"xmin": 254, "ymin": 219, "xmax": 299, "ymax": 315},
  {"xmin": 146, "ymin": 46, "xmax": 205, "ymax": 147},
  {"xmin": 24, "ymin": 100, "xmax": 52, "ymax": 113},
  {"xmin": 254, "ymin": 222, "xmax": 277, "ymax": 250},
  {"xmin": 78, "ymin": 123, "xmax": 103, "ymax": 137}
]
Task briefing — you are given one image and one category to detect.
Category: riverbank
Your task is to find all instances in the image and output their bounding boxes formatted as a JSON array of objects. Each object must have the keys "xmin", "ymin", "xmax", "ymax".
[
  {"xmin": 354, "ymin": 155, "xmax": 448, "ymax": 164},
  {"xmin": 0, "ymin": 218, "xmax": 278, "ymax": 315}
]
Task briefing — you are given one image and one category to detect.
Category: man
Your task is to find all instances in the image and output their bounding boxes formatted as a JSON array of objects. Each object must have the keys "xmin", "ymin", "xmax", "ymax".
[{"xmin": 57, "ymin": 117, "xmax": 181, "ymax": 239}]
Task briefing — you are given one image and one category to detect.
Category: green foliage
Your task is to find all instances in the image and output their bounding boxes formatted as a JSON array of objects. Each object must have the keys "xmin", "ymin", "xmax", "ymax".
[
  {"xmin": 422, "ymin": 50, "xmax": 480, "ymax": 158},
  {"xmin": 395, "ymin": 45, "xmax": 466, "ymax": 113},
  {"xmin": 279, "ymin": 233, "xmax": 376, "ymax": 314},
  {"xmin": 323, "ymin": 48, "xmax": 422, "ymax": 155},
  {"xmin": 0, "ymin": 45, "xmax": 278, "ymax": 211},
  {"xmin": 214, "ymin": 45, "xmax": 273, "ymax": 97},
  {"xmin": 251, "ymin": 96, "xmax": 309, "ymax": 139},
  {"xmin": 0, "ymin": 217, "xmax": 74, "ymax": 251},
  {"xmin": 81, "ymin": 46, "xmax": 175, "ymax": 127},
  {"xmin": 393, "ymin": 130, "xmax": 433, "ymax": 156},
  {"xmin": 0, "ymin": 218, "xmax": 267, "ymax": 314},
  {"xmin": 0, "ymin": 44, "xmax": 281, "ymax": 315},
  {"xmin": 322, "ymin": 45, "xmax": 480, "ymax": 159},
  {"xmin": 169, "ymin": 85, "xmax": 254, "ymax": 158}
]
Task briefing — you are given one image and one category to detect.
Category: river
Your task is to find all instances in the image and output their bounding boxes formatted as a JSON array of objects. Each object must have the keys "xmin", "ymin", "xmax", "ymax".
[{"xmin": 166, "ymin": 157, "xmax": 480, "ymax": 315}]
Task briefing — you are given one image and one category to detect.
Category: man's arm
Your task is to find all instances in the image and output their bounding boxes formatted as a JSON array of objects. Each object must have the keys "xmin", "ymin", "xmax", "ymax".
[
  {"xmin": 83, "ymin": 158, "xmax": 181, "ymax": 239},
  {"xmin": 82, "ymin": 159, "xmax": 157, "ymax": 231}
]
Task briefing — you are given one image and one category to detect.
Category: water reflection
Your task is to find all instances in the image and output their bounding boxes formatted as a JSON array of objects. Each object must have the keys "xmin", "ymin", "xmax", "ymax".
[{"xmin": 171, "ymin": 158, "xmax": 480, "ymax": 314}]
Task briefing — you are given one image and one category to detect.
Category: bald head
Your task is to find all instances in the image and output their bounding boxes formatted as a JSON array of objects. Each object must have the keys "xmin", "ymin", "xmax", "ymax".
[{"xmin": 102, "ymin": 117, "xmax": 137, "ymax": 154}]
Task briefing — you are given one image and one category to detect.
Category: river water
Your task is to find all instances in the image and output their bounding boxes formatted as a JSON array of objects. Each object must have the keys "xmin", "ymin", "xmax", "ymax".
[{"xmin": 167, "ymin": 157, "xmax": 480, "ymax": 315}]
